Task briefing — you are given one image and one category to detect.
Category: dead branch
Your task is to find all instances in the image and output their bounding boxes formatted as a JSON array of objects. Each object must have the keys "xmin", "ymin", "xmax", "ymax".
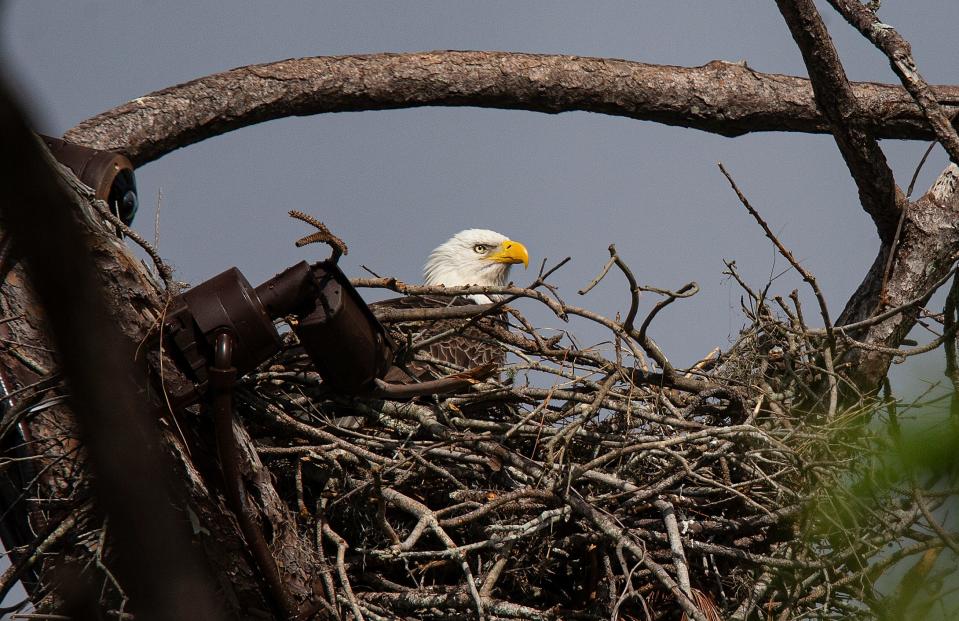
[
  {"xmin": 289, "ymin": 210, "xmax": 349, "ymax": 260},
  {"xmin": 774, "ymin": 0, "xmax": 904, "ymax": 242},
  {"xmin": 838, "ymin": 163, "xmax": 959, "ymax": 391},
  {"xmin": 63, "ymin": 52, "xmax": 959, "ymax": 166},
  {"xmin": 826, "ymin": 0, "xmax": 959, "ymax": 165}
]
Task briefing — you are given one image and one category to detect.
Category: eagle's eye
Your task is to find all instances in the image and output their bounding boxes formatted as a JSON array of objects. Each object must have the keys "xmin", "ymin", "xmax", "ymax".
[{"xmin": 473, "ymin": 244, "xmax": 489, "ymax": 254}]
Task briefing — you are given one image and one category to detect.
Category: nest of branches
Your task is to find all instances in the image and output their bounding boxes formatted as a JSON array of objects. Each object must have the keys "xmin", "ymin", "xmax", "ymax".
[
  {"xmin": 220, "ymin": 243, "xmax": 907, "ymax": 621},
  {"xmin": 5, "ymin": 190, "xmax": 957, "ymax": 620},
  {"xmin": 3, "ymin": 234, "xmax": 956, "ymax": 620}
]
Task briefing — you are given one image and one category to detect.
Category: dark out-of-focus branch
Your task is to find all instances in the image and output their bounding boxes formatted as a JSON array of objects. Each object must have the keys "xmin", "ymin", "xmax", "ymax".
[
  {"xmin": 0, "ymin": 77, "xmax": 222, "ymax": 620},
  {"xmin": 774, "ymin": 0, "xmax": 904, "ymax": 243},
  {"xmin": 64, "ymin": 51, "xmax": 959, "ymax": 167},
  {"xmin": 826, "ymin": 0, "xmax": 959, "ymax": 165}
]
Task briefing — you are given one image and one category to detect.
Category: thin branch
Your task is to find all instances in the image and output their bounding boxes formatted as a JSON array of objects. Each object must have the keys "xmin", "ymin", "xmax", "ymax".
[
  {"xmin": 907, "ymin": 142, "xmax": 937, "ymax": 199},
  {"xmin": 289, "ymin": 210, "xmax": 348, "ymax": 261},
  {"xmin": 578, "ymin": 253, "xmax": 617, "ymax": 295},
  {"xmin": 0, "ymin": 513, "xmax": 76, "ymax": 605},
  {"xmin": 826, "ymin": 0, "xmax": 959, "ymax": 165},
  {"xmin": 373, "ymin": 303, "xmax": 495, "ymax": 323},
  {"xmin": 718, "ymin": 163, "xmax": 834, "ymax": 346},
  {"xmin": 88, "ymin": 197, "xmax": 173, "ymax": 290},
  {"xmin": 654, "ymin": 499, "xmax": 692, "ymax": 600}
]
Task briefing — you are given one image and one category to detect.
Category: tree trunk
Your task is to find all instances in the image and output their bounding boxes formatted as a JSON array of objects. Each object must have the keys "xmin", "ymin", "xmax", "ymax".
[{"xmin": 0, "ymin": 81, "xmax": 311, "ymax": 618}]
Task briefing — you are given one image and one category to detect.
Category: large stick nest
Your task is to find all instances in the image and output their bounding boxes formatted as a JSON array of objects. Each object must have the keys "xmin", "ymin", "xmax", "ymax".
[
  {"xmin": 5, "ymin": 226, "xmax": 952, "ymax": 620},
  {"xmin": 227, "ymin": 251, "xmax": 902, "ymax": 621}
]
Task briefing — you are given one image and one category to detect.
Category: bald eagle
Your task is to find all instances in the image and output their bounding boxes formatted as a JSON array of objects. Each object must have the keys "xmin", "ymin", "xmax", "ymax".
[{"xmin": 372, "ymin": 229, "xmax": 529, "ymax": 381}]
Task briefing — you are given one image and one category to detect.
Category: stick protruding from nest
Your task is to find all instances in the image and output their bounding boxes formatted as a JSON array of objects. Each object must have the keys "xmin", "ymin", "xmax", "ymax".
[{"xmin": 289, "ymin": 210, "xmax": 348, "ymax": 261}]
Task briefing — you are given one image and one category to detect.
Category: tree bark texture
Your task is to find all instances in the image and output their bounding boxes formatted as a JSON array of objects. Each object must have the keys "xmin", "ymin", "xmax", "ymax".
[
  {"xmin": 767, "ymin": 1, "xmax": 959, "ymax": 395},
  {"xmin": 826, "ymin": 0, "xmax": 959, "ymax": 165},
  {"xmin": 64, "ymin": 51, "xmax": 959, "ymax": 167},
  {"xmin": 837, "ymin": 164, "xmax": 959, "ymax": 390}
]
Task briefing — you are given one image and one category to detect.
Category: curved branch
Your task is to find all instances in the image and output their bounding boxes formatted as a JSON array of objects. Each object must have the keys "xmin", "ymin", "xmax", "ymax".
[
  {"xmin": 62, "ymin": 49, "xmax": 959, "ymax": 397},
  {"xmin": 65, "ymin": 51, "xmax": 959, "ymax": 166}
]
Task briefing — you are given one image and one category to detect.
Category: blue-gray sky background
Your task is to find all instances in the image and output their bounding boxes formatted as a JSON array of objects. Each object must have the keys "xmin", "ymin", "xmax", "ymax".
[{"xmin": 3, "ymin": 0, "xmax": 958, "ymax": 383}]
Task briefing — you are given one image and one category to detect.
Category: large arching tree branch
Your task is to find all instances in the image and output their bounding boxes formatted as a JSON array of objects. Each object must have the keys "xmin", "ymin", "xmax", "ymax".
[
  {"xmin": 65, "ymin": 51, "xmax": 959, "ymax": 167},
  {"xmin": 64, "ymin": 49, "xmax": 959, "ymax": 395}
]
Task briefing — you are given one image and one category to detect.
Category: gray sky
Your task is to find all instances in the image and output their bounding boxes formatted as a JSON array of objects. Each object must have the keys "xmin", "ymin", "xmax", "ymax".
[{"xmin": 3, "ymin": 1, "xmax": 958, "ymax": 373}]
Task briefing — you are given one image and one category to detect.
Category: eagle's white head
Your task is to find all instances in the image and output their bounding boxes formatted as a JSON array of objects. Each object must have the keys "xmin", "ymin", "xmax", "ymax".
[{"xmin": 423, "ymin": 229, "xmax": 529, "ymax": 303}]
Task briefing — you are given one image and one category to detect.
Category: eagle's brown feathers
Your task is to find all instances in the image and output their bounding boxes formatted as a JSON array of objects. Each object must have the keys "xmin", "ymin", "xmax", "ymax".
[{"xmin": 371, "ymin": 295, "xmax": 506, "ymax": 382}]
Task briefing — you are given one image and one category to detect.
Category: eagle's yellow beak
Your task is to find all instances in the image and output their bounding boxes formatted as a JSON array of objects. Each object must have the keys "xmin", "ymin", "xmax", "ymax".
[{"xmin": 489, "ymin": 240, "xmax": 529, "ymax": 268}]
